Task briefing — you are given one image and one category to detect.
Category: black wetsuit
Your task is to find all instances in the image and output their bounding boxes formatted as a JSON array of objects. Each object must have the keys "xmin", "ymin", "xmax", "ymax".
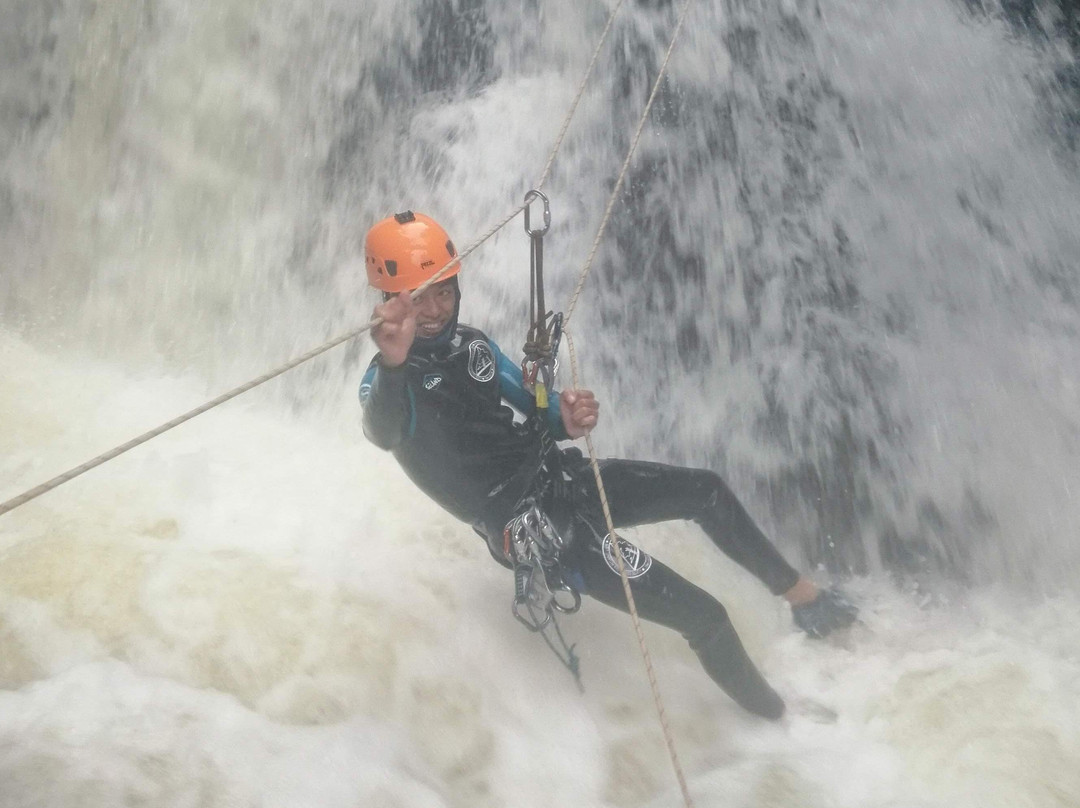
[{"xmin": 360, "ymin": 323, "xmax": 800, "ymax": 719}]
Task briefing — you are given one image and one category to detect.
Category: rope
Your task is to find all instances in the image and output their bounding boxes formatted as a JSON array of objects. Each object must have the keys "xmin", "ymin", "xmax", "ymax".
[
  {"xmin": 530, "ymin": 598, "xmax": 585, "ymax": 694},
  {"xmin": 566, "ymin": 331, "xmax": 694, "ymax": 808},
  {"xmin": 0, "ymin": 327, "xmax": 365, "ymax": 518},
  {"xmin": 560, "ymin": 2, "xmax": 697, "ymax": 804},
  {"xmin": 535, "ymin": 0, "xmax": 627, "ymax": 190},
  {"xmin": 0, "ymin": 209, "xmax": 520, "ymax": 519},
  {"xmin": 565, "ymin": 0, "xmax": 695, "ymax": 329}
]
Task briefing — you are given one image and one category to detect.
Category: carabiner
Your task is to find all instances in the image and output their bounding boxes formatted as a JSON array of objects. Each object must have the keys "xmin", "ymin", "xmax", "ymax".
[
  {"xmin": 521, "ymin": 359, "xmax": 540, "ymax": 392},
  {"xmin": 513, "ymin": 564, "xmax": 553, "ymax": 631},
  {"xmin": 523, "ymin": 189, "xmax": 551, "ymax": 237},
  {"xmin": 513, "ymin": 596, "xmax": 551, "ymax": 631},
  {"xmin": 551, "ymin": 585, "xmax": 581, "ymax": 614}
]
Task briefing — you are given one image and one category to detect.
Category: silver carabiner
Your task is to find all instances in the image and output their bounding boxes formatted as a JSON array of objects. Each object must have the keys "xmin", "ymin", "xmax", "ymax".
[
  {"xmin": 513, "ymin": 564, "xmax": 553, "ymax": 631},
  {"xmin": 523, "ymin": 189, "xmax": 551, "ymax": 237},
  {"xmin": 536, "ymin": 561, "xmax": 580, "ymax": 615},
  {"xmin": 551, "ymin": 584, "xmax": 581, "ymax": 614}
]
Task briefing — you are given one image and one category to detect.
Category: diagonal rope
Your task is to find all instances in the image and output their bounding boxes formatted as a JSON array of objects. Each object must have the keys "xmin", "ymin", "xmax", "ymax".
[
  {"xmin": 564, "ymin": 0, "xmax": 694, "ymax": 330},
  {"xmin": 536, "ymin": 0, "xmax": 627, "ymax": 190},
  {"xmin": 560, "ymin": 1, "xmax": 697, "ymax": 805},
  {"xmin": 0, "ymin": 209, "xmax": 520, "ymax": 519},
  {"xmin": 0, "ymin": 2, "xmax": 628, "ymax": 518}
]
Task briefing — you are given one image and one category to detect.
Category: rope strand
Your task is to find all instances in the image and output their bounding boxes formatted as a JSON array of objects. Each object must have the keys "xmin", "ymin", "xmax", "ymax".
[
  {"xmin": 566, "ymin": 331, "xmax": 694, "ymax": 808},
  {"xmin": 564, "ymin": 0, "xmax": 695, "ymax": 329},
  {"xmin": 0, "ymin": 205, "xmax": 521, "ymax": 519},
  {"xmin": 536, "ymin": 0, "xmax": 627, "ymax": 190},
  {"xmin": 560, "ymin": 2, "xmax": 697, "ymax": 803}
]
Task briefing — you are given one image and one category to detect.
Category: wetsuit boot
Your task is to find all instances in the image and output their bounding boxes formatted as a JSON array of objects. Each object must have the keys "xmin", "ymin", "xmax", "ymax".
[{"xmin": 691, "ymin": 620, "xmax": 786, "ymax": 720}]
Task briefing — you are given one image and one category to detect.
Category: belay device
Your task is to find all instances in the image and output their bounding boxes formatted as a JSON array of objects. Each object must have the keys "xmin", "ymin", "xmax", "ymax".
[{"xmin": 504, "ymin": 189, "xmax": 583, "ymax": 690}]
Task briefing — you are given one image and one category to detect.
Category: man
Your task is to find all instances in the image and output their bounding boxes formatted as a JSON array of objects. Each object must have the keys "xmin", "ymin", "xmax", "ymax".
[{"xmin": 359, "ymin": 211, "xmax": 856, "ymax": 720}]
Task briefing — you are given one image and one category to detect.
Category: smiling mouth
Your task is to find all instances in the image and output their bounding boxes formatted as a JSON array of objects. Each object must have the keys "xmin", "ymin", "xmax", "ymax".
[{"xmin": 417, "ymin": 321, "xmax": 446, "ymax": 336}]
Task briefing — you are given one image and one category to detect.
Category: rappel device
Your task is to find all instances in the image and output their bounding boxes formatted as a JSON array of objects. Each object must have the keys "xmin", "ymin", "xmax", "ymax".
[{"xmin": 502, "ymin": 190, "xmax": 583, "ymax": 690}]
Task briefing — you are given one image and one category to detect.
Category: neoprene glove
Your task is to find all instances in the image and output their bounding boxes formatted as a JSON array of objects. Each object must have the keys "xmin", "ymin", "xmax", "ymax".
[{"xmin": 792, "ymin": 588, "xmax": 858, "ymax": 639}]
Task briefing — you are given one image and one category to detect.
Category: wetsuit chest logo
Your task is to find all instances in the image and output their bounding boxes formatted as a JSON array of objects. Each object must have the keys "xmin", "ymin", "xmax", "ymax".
[
  {"xmin": 423, "ymin": 374, "xmax": 443, "ymax": 391},
  {"xmin": 467, "ymin": 340, "xmax": 496, "ymax": 383}
]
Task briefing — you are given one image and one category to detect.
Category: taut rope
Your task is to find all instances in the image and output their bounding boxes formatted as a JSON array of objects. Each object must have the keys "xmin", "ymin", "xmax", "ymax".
[{"xmin": 561, "ymin": 0, "xmax": 697, "ymax": 803}]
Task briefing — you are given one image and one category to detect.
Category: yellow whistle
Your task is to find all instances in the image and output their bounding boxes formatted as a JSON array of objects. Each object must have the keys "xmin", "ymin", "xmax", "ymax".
[{"xmin": 535, "ymin": 382, "xmax": 549, "ymax": 409}]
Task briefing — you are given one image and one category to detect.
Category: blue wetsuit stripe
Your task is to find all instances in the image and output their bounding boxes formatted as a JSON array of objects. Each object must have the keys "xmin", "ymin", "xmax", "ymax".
[
  {"xmin": 359, "ymin": 365, "xmax": 376, "ymax": 398},
  {"xmin": 493, "ymin": 342, "xmax": 531, "ymax": 412}
]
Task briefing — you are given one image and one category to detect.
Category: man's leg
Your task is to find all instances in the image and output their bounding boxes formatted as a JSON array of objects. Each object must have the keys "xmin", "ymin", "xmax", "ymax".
[
  {"xmin": 577, "ymin": 459, "xmax": 801, "ymax": 596},
  {"xmin": 565, "ymin": 536, "xmax": 785, "ymax": 720}
]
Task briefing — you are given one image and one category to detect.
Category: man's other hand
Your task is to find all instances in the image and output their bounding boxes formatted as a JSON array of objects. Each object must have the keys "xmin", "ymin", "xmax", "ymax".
[{"xmin": 560, "ymin": 389, "xmax": 599, "ymax": 439}]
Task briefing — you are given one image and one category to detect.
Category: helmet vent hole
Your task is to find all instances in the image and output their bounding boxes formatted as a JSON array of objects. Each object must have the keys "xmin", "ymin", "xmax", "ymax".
[
  {"xmin": 394, "ymin": 211, "xmax": 416, "ymax": 224},
  {"xmin": 385, "ymin": 260, "xmax": 398, "ymax": 277},
  {"xmin": 446, "ymin": 240, "xmax": 456, "ymax": 257}
]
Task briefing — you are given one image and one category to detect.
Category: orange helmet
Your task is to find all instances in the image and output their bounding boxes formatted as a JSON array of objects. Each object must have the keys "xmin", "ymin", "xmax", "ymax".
[{"xmin": 365, "ymin": 211, "xmax": 460, "ymax": 293}]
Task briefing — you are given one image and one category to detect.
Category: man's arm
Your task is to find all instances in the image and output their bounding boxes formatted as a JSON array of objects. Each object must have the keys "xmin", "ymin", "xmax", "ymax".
[
  {"xmin": 359, "ymin": 361, "xmax": 414, "ymax": 450},
  {"xmin": 360, "ymin": 293, "xmax": 419, "ymax": 450}
]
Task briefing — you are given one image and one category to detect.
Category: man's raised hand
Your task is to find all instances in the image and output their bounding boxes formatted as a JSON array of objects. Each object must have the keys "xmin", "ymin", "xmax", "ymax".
[{"xmin": 372, "ymin": 293, "xmax": 416, "ymax": 367}]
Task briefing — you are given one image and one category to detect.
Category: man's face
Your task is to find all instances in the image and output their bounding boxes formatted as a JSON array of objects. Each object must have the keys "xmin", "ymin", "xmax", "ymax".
[{"xmin": 411, "ymin": 279, "xmax": 457, "ymax": 338}]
